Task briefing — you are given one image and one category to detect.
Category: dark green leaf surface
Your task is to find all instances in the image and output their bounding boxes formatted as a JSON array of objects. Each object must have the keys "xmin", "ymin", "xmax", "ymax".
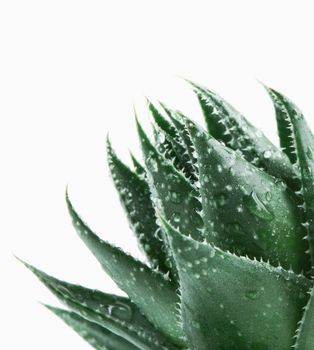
[
  {"xmin": 189, "ymin": 80, "xmax": 298, "ymax": 187},
  {"xmin": 265, "ymin": 87, "xmax": 314, "ymax": 269},
  {"xmin": 147, "ymin": 99, "xmax": 177, "ymax": 138},
  {"xmin": 130, "ymin": 152, "xmax": 146, "ymax": 177},
  {"xmin": 46, "ymin": 305, "xmax": 139, "ymax": 350},
  {"xmin": 22, "ymin": 260, "xmax": 178, "ymax": 350},
  {"xmin": 161, "ymin": 218, "xmax": 312, "ymax": 350},
  {"xmin": 149, "ymin": 101, "xmax": 193, "ymax": 179},
  {"xmin": 66, "ymin": 193, "xmax": 185, "ymax": 347},
  {"xmin": 148, "ymin": 101, "xmax": 180, "ymax": 170},
  {"xmin": 137, "ymin": 119, "xmax": 203, "ymax": 282},
  {"xmin": 294, "ymin": 287, "xmax": 314, "ymax": 350},
  {"xmin": 153, "ymin": 126, "xmax": 185, "ymax": 173},
  {"xmin": 186, "ymin": 119, "xmax": 309, "ymax": 273},
  {"xmin": 107, "ymin": 139, "xmax": 169, "ymax": 273},
  {"xmin": 262, "ymin": 86, "xmax": 298, "ymax": 165},
  {"xmin": 160, "ymin": 104, "xmax": 198, "ymax": 181},
  {"xmin": 136, "ymin": 119, "xmax": 203, "ymax": 240},
  {"xmin": 153, "ymin": 125, "xmax": 177, "ymax": 164}
]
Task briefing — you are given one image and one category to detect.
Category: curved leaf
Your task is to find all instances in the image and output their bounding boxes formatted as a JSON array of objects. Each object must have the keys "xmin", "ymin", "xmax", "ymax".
[
  {"xmin": 161, "ymin": 217, "xmax": 312, "ymax": 350},
  {"xmin": 136, "ymin": 119, "xmax": 203, "ymax": 240},
  {"xmin": 130, "ymin": 152, "xmax": 146, "ymax": 177},
  {"xmin": 148, "ymin": 100, "xmax": 194, "ymax": 179},
  {"xmin": 107, "ymin": 139, "xmax": 169, "ymax": 273},
  {"xmin": 265, "ymin": 87, "xmax": 314, "ymax": 270},
  {"xmin": 147, "ymin": 98, "xmax": 177, "ymax": 138},
  {"xmin": 294, "ymin": 287, "xmax": 314, "ymax": 350},
  {"xmin": 160, "ymin": 103, "xmax": 198, "ymax": 181},
  {"xmin": 189, "ymin": 80, "xmax": 298, "ymax": 188},
  {"xmin": 66, "ymin": 193, "xmax": 185, "ymax": 347},
  {"xmin": 262, "ymin": 85, "xmax": 298, "ymax": 165},
  {"xmin": 186, "ymin": 119, "xmax": 309, "ymax": 273},
  {"xmin": 46, "ymin": 305, "xmax": 139, "ymax": 350},
  {"xmin": 22, "ymin": 260, "xmax": 179, "ymax": 350}
]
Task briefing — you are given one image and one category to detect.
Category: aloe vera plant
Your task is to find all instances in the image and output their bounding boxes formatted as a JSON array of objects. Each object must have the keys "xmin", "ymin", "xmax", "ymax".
[{"xmin": 22, "ymin": 81, "xmax": 314, "ymax": 349}]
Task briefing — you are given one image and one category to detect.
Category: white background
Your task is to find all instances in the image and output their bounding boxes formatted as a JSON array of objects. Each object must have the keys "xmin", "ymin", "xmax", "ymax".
[{"xmin": 1, "ymin": 1, "xmax": 314, "ymax": 349}]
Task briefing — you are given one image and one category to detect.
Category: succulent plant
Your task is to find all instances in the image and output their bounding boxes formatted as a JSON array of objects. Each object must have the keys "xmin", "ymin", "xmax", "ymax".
[{"xmin": 22, "ymin": 81, "xmax": 314, "ymax": 349}]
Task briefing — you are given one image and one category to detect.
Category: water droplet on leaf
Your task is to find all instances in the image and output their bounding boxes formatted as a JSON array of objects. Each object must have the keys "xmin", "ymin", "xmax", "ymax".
[
  {"xmin": 148, "ymin": 157, "xmax": 158, "ymax": 172},
  {"xmin": 155, "ymin": 228, "xmax": 163, "ymax": 241},
  {"xmin": 263, "ymin": 150, "xmax": 272, "ymax": 159},
  {"xmin": 214, "ymin": 192, "xmax": 227, "ymax": 208},
  {"xmin": 244, "ymin": 192, "xmax": 273, "ymax": 221},
  {"xmin": 171, "ymin": 212, "xmax": 181, "ymax": 223},
  {"xmin": 265, "ymin": 192, "xmax": 272, "ymax": 202},
  {"xmin": 109, "ymin": 302, "xmax": 133, "ymax": 321},
  {"xmin": 158, "ymin": 132, "xmax": 166, "ymax": 144},
  {"xmin": 245, "ymin": 289, "xmax": 260, "ymax": 300},
  {"xmin": 170, "ymin": 191, "xmax": 182, "ymax": 204},
  {"xmin": 306, "ymin": 147, "xmax": 313, "ymax": 160}
]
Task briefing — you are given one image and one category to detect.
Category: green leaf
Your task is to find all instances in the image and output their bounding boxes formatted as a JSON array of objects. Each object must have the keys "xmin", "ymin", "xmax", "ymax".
[
  {"xmin": 160, "ymin": 103, "xmax": 198, "ymax": 182},
  {"xmin": 148, "ymin": 100, "xmax": 194, "ymax": 180},
  {"xmin": 160, "ymin": 217, "xmax": 312, "ymax": 350},
  {"xmin": 147, "ymin": 98, "xmax": 177, "ymax": 138},
  {"xmin": 262, "ymin": 86, "xmax": 298, "ymax": 165},
  {"xmin": 136, "ymin": 119, "xmax": 203, "ymax": 240},
  {"xmin": 264, "ymin": 87, "xmax": 314, "ymax": 269},
  {"xmin": 130, "ymin": 152, "xmax": 146, "ymax": 177},
  {"xmin": 294, "ymin": 287, "xmax": 314, "ymax": 350},
  {"xmin": 21, "ymin": 260, "xmax": 178, "ymax": 350},
  {"xmin": 46, "ymin": 305, "xmax": 139, "ymax": 350},
  {"xmin": 189, "ymin": 80, "xmax": 298, "ymax": 188},
  {"xmin": 107, "ymin": 138, "xmax": 169, "ymax": 273},
  {"xmin": 136, "ymin": 119, "xmax": 203, "ymax": 282},
  {"xmin": 186, "ymin": 119, "xmax": 309, "ymax": 273},
  {"xmin": 153, "ymin": 125, "xmax": 184, "ymax": 172},
  {"xmin": 147, "ymin": 100, "xmax": 179, "ymax": 169},
  {"xmin": 66, "ymin": 193, "xmax": 185, "ymax": 347}
]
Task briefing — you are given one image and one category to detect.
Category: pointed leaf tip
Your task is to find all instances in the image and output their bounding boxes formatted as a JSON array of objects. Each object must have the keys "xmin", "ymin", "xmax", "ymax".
[
  {"xmin": 107, "ymin": 140, "xmax": 169, "ymax": 273},
  {"xmin": 129, "ymin": 151, "xmax": 146, "ymax": 177},
  {"xmin": 264, "ymin": 86, "xmax": 314, "ymax": 271},
  {"xmin": 186, "ymin": 118, "xmax": 309, "ymax": 273},
  {"xmin": 27, "ymin": 264, "xmax": 179, "ymax": 350},
  {"xmin": 135, "ymin": 118, "xmax": 150, "ymax": 147},
  {"xmin": 46, "ymin": 305, "xmax": 139, "ymax": 350},
  {"xmin": 189, "ymin": 80, "xmax": 298, "ymax": 188},
  {"xmin": 147, "ymin": 99, "xmax": 177, "ymax": 138},
  {"xmin": 66, "ymin": 195, "xmax": 184, "ymax": 346}
]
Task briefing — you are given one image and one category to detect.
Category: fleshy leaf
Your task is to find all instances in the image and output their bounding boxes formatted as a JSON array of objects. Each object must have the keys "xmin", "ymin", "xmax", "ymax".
[
  {"xmin": 189, "ymin": 80, "xmax": 298, "ymax": 187},
  {"xmin": 148, "ymin": 100, "xmax": 180, "ymax": 169},
  {"xmin": 130, "ymin": 152, "xmax": 146, "ymax": 177},
  {"xmin": 136, "ymin": 119, "xmax": 203, "ymax": 240},
  {"xmin": 148, "ymin": 100, "xmax": 194, "ymax": 179},
  {"xmin": 147, "ymin": 98, "xmax": 177, "ymax": 138},
  {"xmin": 107, "ymin": 139, "xmax": 169, "ymax": 273},
  {"xmin": 137, "ymin": 119, "xmax": 203, "ymax": 281},
  {"xmin": 294, "ymin": 287, "xmax": 314, "ymax": 349},
  {"xmin": 265, "ymin": 87, "xmax": 314, "ymax": 268},
  {"xmin": 46, "ymin": 305, "xmax": 139, "ymax": 350},
  {"xmin": 22, "ymin": 261, "xmax": 178, "ymax": 350},
  {"xmin": 160, "ymin": 218, "xmax": 312, "ymax": 350},
  {"xmin": 262, "ymin": 86, "xmax": 298, "ymax": 165},
  {"xmin": 186, "ymin": 119, "xmax": 309, "ymax": 273},
  {"xmin": 160, "ymin": 103, "xmax": 198, "ymax": 181},
  {"xmin": 66, "ymin": 193, "xmax": 185, "ymax": 347},
  {"xmin": 153, "ymin": 125, "xmax": 185, "ymax": 172}
]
